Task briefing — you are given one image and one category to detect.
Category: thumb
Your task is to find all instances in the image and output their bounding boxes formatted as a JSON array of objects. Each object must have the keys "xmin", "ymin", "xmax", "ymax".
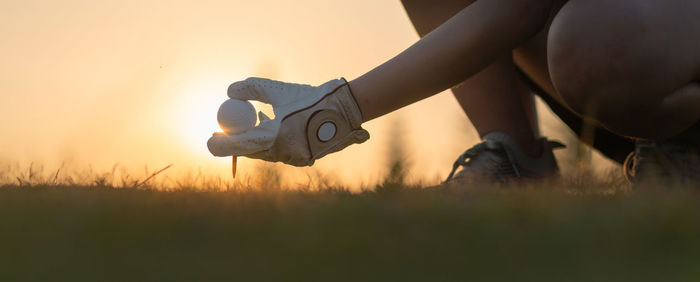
[{"xmin": 207, "ymin": 123, "xmax": 277, "ymax": 157}]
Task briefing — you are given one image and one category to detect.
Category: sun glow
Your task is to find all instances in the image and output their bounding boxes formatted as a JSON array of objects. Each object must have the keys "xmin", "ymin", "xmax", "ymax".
[
  {"xmin": 168, "ymin": 73, "xmax": 278, "ymax": 155},
  {"xmin": 169, "ymin": 75, "xmax": 238, "ymax": 158}
]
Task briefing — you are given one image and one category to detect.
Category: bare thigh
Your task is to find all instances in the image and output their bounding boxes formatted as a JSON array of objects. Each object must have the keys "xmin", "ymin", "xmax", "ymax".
[
  {"xmin": 546, "ymin": 0, "xmax": 700, "ymax": 138},
  {"xmin": 402, "ymin": 0, "xmax": 568, "ymax": 107},
  {"xmin": 512, "ymin": 0, "xmax": 568, "ymax": 104}
]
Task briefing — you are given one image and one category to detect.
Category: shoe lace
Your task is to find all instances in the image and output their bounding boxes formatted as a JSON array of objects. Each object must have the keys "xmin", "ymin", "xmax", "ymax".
[
  {"xmin": 623, "ymin": 151, "xmax": 637, "ymax": 183},
  {"xmin": 445, "ymin": 139, "xmax": 520, "ymax": 182}
]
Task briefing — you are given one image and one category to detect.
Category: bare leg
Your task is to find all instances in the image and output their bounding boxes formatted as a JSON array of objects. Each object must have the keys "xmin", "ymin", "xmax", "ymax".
[
  {"xmin": 453, "ymin": 57, "xmax": 542, "ymax": 156},
  {"xmin": 349, "ymin": 0, "xmax": 554, "ymax": 125},
  {"xmin": 401, "ymin": 0, "xmax": 542, "ymax": 157},
  {"xmin": 548, "ymin": 0, "xmax": 700, "ymax": 139}
]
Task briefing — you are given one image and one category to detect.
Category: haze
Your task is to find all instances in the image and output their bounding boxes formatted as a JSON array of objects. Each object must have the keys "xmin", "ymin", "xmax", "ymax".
[{"xmin": 0, "ymin": 0, "xmax": 614, "ymax": 188}]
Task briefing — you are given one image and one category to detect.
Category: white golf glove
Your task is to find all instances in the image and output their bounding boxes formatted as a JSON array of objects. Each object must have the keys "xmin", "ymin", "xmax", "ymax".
[{"xmin": 207, "ymin": 77, "xmax": 370, "ymax": 166}]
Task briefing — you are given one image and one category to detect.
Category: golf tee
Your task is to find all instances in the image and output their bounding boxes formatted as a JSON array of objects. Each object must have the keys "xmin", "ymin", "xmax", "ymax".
[{"xmin": 232, "ymin": 156, "xmax": 237, "ymax": 178}]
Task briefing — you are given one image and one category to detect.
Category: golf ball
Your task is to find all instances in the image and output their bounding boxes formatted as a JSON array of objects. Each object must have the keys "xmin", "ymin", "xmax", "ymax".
[{"xmin": 217, "ymin": 99, "xmax": 257, "ymax": 134}]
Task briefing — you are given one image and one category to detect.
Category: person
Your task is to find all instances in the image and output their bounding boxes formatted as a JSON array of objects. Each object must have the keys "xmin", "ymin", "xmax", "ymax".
[{"xmin": 208, "ymin": 0, "xmax": 700, "ymax": 185}]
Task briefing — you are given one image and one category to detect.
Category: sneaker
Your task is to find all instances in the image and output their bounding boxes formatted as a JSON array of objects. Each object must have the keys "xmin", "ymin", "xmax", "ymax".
[
  {"xmin": 623, "ymin": 139, "xmax": 700, "ymax": 184},
  {"xmin": 445, "ymin": 132, "xmax": 565, "ymax": 184}
]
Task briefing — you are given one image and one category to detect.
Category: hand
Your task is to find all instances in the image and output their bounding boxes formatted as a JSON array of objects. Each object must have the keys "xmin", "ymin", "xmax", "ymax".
[{"xmin": 207, "ymin": 77, "xmax": 369, "ymax": 166}]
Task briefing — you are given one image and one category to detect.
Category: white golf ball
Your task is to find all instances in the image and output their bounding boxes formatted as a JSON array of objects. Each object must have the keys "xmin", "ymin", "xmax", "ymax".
[{"xmin": 217, "ymin": 99, "xmax": 257, "ymax": 134}]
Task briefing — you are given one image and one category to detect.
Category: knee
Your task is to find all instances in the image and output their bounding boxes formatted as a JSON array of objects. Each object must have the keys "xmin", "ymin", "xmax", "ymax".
[
  {"xmin": 507, "ymin": 0, "xmax": 555, "ymax": 36},
  {"xmin": 546, "ymin": 0, "xmax": 659, "ymax": 122}
]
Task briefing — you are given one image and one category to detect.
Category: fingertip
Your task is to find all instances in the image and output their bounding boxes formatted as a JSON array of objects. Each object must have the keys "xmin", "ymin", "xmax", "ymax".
[
  {"xmin": 227, "ymin": 80, "xmax": 249, "ymax": 98},
  {"xmin": 206, "ymin": 135, "xmax": 223, "ymax": 156},
  {"xmin": 227, "ymin": 77, "xmax": 271, "ymax": 100},
  {"xmin": 207, "ymin": 134, "xmax": 237, "ymax": 157}
]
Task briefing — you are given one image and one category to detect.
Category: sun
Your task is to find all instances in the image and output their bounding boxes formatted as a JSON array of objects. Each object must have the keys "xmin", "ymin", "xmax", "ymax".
[
  {"xmin": 167, "ymin": 73, "xmax": 275, "ymax": 160},
  {"xmin": 168, "ymin": 75, "xmax": 236, "ymax": 158}
]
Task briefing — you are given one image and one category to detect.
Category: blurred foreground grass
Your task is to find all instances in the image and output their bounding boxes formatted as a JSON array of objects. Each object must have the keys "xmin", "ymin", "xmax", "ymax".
[{"xmin": 2, "ymin": 179, "xmax": 700, "ymax": 282}]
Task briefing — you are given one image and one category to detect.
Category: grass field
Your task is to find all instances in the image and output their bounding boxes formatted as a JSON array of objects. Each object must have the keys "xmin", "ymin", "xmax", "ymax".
[{"xmin": 2, "ymin": 177, "xmax": 700, "ymax": 282}]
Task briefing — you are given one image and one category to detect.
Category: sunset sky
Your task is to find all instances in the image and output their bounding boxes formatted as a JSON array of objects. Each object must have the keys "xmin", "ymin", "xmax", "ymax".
[{"xmin": 0, "ymin": 0, "xmax": 616, "ymax": 188}]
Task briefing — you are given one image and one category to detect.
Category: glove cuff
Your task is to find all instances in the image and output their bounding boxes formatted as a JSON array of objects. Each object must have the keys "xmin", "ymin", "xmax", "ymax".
[
  {"xmin": 334, "ymin": 80, "xmax": 365, "ymax": 129},
  {"xmin": 300, "ymin": 80, "xmax": 369, "ymax": 164}
]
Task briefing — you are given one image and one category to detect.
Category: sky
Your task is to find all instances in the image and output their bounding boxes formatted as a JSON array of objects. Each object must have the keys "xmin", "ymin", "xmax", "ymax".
[{"xmin": 0, "ymin": 0, "xmax": 616, "ymax": 188}]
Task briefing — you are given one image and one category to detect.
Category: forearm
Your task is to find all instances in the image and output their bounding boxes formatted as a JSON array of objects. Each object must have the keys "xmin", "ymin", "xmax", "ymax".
[{"xmin": 350, "ymin": 0, "xmax": 553, "ymax": 121}]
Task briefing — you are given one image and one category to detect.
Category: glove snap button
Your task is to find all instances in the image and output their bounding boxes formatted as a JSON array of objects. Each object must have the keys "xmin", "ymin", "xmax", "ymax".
[{"xmin": 317, "ymin": 121, "xmax": 337, "ymax": 142}]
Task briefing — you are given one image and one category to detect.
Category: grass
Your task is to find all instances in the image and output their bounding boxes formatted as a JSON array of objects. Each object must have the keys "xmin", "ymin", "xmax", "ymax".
[{"xmin": 2, "ymin": 172, "xmax": 700, "ymax": 282}]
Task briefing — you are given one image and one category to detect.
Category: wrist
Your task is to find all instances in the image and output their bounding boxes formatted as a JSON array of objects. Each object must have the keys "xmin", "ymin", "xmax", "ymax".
[{"xmin": 334, "ymin": 81, "xmax": 365, "ymax": 129}]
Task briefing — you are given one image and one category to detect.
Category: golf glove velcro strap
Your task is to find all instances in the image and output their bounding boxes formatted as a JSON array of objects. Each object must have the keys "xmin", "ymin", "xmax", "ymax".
[{"xmin": 207, "ymin": 78, "xmax": 369, "ymax": 167}]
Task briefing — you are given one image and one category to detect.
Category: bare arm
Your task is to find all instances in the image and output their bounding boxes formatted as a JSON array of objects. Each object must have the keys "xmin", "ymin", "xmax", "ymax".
[{"xmin": 350, "ymin": 0, "xmax": 553, "ymax": 121}]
